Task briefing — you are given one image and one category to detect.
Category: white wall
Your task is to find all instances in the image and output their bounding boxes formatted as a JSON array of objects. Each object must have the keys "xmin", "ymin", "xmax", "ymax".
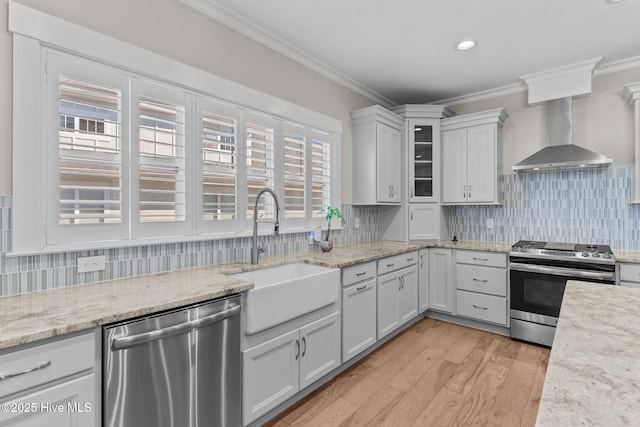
[
  {"xmin": 447, "ymin": 68, "xmax": 640, "ymax": 175},
  {"xmin": 0, "ymin": 0, "xmax": 376, "ymax": 201}
]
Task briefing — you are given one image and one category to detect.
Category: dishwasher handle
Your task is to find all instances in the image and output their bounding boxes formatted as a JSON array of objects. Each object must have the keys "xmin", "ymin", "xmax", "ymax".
[{"xmin": 111, "ymin": 303, "xmax": 241, "ymax": 351}]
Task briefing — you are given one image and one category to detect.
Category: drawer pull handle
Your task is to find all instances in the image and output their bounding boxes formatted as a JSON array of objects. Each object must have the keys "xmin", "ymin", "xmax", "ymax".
[
  {"xmin": 355, "ymin": 284, "xmax": 367, "ymax": 291},
  {"xmin": 472, "ymin": 278, "xmax": 488, "ymax": 283},
  {"xmin": 0, "ymin": 360, "xmax": 52, "ymax": 381},
  {"xmin": 387, "ymin": 263, "xmax": 395, "ymax": 267},
  {"xmin": 473, "ymin": 257, "xmax": 489, "ymax": 262},
  {"xmin": 356, "ymin": 271, "xmax": 367, "ymax": 277},
  {"xmin": 406, "ymin": 257, "xmax": 414, "ymax": 262},
  {"xmin": 472, "ymin": 304, "xmax": 488, "ymax": 311}
]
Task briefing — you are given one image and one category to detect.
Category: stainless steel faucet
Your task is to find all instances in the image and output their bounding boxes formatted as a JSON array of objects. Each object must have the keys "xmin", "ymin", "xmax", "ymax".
[{"xmin": 251, "ymin": 187, "xmax": 280, "ymax": 264}]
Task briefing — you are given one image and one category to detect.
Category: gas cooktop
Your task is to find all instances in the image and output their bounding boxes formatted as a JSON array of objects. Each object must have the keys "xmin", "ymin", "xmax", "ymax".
[{"xmin": 509, "ymin": 240, "xmax": 615, "ymax": 264}]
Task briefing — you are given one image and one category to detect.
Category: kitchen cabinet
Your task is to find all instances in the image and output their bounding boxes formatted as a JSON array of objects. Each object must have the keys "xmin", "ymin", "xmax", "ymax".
[
  {"xmin": 408, "ymin": 204, "xmax": 444, "ymax": 241},
  {"xmin": 350, "ymin": 105, "xmax": 404, "ymax": 205},
  {"xmin": 619, "ymin": 263, "xmax": 640, "ymax": 288},
  {"xmin": 407, "ymin": 118, "xmax": 440, "ymax": 202},
  {"xmin": 441, "ymin": 108, "xmax": 508, "ymax": 205},
  {"xmin": 418, "ymin": 249, "xmax": 429, "ymax": 313},
  {"xmin": 243, "ymin": 311, "xmax": 340, "ymax": 424},
  {"xmin": 454, "ymin": 250, "xmax": 508, "ymax": 326},
  {"xmin": 342, "ymin": 262, "xmax": 377, "ymax": 362},
  {"xmin": 379, "ymin": 105, "xmax": 453, "ymax": 242},
  {"xmin": 0, "ymin": 331, "xmax": 99, "ymax": 427},
  {"xmin": 377, "ymin": 252, "xmax": 419, "ymax": 339},
  {"xmin": 429, "ymin": 248, "xmax": 454, "ymax": 313}
]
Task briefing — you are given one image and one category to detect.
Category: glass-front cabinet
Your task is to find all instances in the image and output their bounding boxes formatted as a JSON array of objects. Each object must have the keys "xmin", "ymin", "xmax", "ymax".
[{"xmin": 408, "ymin": 118, "xmax": 440, "ymax": 202}]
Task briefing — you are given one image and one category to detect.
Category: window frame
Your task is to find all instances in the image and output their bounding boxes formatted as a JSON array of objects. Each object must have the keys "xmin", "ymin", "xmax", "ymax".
[{"xmin": 9, "ymin": 2, "xmax": 341, "ymax": 254}]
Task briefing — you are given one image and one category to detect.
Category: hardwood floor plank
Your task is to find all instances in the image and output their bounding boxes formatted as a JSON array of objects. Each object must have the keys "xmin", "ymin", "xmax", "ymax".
[
  {"xmin": 265, "ymin": 320, "xmax": 551, "ymax": 427},
  {"xmin": 521, "ymin": 348, "xmax": 550, "ymax": 427},
  {"xmin": 274, "ymin": 359, "xmax": 377, "ymax": 425},
  {"xmin": 368, "ymin": 359, "xmax": 460, "ymax": 426},
  {"xmin": 339, "ymin": 384, "xmax": 405, "ymax": 427}
]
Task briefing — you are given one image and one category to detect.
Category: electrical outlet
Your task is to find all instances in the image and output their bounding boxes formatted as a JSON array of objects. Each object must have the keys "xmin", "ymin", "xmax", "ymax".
[
  {"xmin": 354, "ymin": 217, "xmax": 360, "ymax": 229},
  {"xmin": 78, "ymin": 255, "xmax": 106, "ymax": 273}
]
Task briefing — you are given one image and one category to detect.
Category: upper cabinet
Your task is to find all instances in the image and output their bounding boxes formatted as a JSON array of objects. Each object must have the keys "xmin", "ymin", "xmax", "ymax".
[
  {"xmin": 441, "ymin": 108, "xmax": 508, "ymax": 205},
  {"xmin": 351, "ymin": 106, "xmax": 404, "ymax": 205}
]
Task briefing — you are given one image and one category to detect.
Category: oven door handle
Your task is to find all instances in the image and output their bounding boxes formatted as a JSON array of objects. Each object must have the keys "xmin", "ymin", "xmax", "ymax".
[{"xmin": 509, "ymin": 262, "xmax": 616, "ymax": 281}]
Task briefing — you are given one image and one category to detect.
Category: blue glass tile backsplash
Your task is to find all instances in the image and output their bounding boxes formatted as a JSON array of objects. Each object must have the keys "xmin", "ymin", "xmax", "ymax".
[
  {"xmin": 450, "ymin": 166, "xmax": 640, "ymax": 249},
  {"xmin": 0, "ymin": 201, "xmax": 379, "ymax": 296}
]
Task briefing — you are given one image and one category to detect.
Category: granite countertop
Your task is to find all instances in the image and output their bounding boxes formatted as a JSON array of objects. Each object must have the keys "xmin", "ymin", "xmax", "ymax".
[
  {"xmin": 535, "ymin": 281, "xmax": 640, "ymax": 426},
  {"xmin": 612, "ymin": 249, "xmax": 640, "ymax": 263},
  {"xmin": 0, "ymin": 239, "xmax": 510, "ymax": 351}
]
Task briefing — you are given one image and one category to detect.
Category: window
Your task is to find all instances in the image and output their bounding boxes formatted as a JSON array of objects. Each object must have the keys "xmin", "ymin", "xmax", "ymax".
[
  {"xmin": 282, "ymin": 123, "xmax": 307, "ymax": 219},
  {"xmin": 311, "ymin": 131, "xmax": 332, "ymax": 218},
  {"xmin": 245, "ymin": 113, "xmax": 277, "ymax": 222},
  {"xmin": 10, "ymin": 5, "xmax": 341, "ymax": 253},
  {"xmin": 58, "ymin": 76, "xmax": 122, "ymax": 226}
]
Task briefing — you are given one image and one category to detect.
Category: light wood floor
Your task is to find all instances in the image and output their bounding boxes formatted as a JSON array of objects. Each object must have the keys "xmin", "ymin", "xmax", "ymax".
[{"xmin": 265, "ymin": 318, "xmax": 550, "ymax": 427}]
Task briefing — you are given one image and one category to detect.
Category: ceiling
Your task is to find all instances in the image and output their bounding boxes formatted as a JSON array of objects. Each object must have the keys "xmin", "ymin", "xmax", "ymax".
[{"xmin": 182, "ymin": 0, "xmax": 640, "ymax": 106}]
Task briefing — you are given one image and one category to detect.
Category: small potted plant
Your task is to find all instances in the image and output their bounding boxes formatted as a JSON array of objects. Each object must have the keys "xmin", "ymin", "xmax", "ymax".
[{"xmin": 320, "ymin": 206, "xmax": 345, "ymax": 252}]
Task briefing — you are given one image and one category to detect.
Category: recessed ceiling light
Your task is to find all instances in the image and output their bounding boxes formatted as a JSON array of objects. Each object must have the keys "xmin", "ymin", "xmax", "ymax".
[
  {"xmin": 456, "ymin": 40, "xmax": 477, "ymax": 51},
  {"xmin": 606, "ymin": 0, "xmax": 625, "ymax": 3}
]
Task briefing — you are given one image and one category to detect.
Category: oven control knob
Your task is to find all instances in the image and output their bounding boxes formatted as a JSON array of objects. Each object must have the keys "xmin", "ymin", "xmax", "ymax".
[
  {"xmin": 582, "ymin": 252, "xmax": 589, "ymax": 257},
  {"xmin": 603, "ymin": 253, "xmax": 612, "ymax": 259},
  {"xmin": 521, "ymin": 248, "xmax": 527, "ymax": 253},
  {"xmin": 592, "ymin": 253, "xmax": 600, "ymax": 258}
]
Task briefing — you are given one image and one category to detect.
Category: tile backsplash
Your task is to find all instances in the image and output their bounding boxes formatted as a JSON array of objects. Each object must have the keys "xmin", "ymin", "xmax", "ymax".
[
  {"xmin": 450, "ymin": 166, "xmax": 640, "ymax": 250},
  {"xmin": 0, "ymin": 201, "xmax": 379, "ymax": 296}
]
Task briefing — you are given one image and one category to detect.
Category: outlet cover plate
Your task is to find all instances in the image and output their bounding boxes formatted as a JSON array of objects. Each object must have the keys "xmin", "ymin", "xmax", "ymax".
[{"xmin": 78, "ymin": 255, "xmax": 106, "ymax": 273}]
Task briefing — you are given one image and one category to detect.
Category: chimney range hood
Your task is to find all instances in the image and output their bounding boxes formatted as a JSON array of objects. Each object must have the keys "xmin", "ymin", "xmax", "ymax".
[
  {"xmin": 512, "ymin": 97, "xmax": 612, "ymax": 172},
  {"xmin": 513, "ymin": 57, "xmax": 612, "ymax": 173}
]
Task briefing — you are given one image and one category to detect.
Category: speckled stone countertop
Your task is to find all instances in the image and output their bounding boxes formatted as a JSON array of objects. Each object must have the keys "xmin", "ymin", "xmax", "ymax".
[
  {"xmin": 535, "ymin": 281, "xmax": 640, "ymax": 427},
  {"xmin": 612, "ymin": 249, "xmax": 640, "ymax": 263},
  {"xmin": 0, "ymin": 239, "xmax": 509, "ymax": 351}
]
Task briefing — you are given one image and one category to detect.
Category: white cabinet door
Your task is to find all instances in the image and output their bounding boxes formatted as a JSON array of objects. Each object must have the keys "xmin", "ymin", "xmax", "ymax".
[
  {"xmin": 0, "ymin": 374, "xmax": 95, "ymax": 427},
  {"xmin": 408, "ymin": 204, "xmax": 441, "ymax": 240},
  {"xmin": 399, "ymin": 267, "xmax": 418, "ymax": 324},
  {"xmin": 377, "ymin": 271, "xmax": 401, "ymax": 339},
  {"xmin": 441, "ymin": 128, "xmax": 467, "ymax": 203},
  {"xmin": 418, "ymin": 249, "xmax": 429, "ymax": 313},
  {"xmin": 342, "ymin": 278, "xmax": 377, "ymax": 362},
  {"xmin": 429, "ymin": 248, "xmax": 454, "ymax": 313},
  {"xmin": 242, "ymin": 329, "xmax": 299, "ymax": 425},
  {"xmin": 299, "ymin": 312, "xmax": 341, "ymax": 390},
  {"xmin": 376, "ymin": 122, "xmax": 402, "ymax": 203},
  {"xmin": 466, "ymin": 124, "xmax": 495, "ymax": 203},
  {"xmin": 408, "ymin": 119, "xmax": 439, "ymax": 202}
]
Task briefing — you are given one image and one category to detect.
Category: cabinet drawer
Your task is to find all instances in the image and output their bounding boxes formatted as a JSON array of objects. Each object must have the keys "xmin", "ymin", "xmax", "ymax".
[
  {"xmin": 378, "ymin": 251, "xmax": 418, "ymax": 275},
  {"xmin": 456, "ymin": 290, "xmax": 507, "ymax": 325},
  {"xmin": 619, "ymin": 263, "xmax": 640, "ymax": 283},
  {"xmin": 456, "ymin": 250, "xmax": 506, "ymax": 268},
  {"xmin": 456, "ymin": 264, "xmax": 507, "ymax": 296},
  {"xmin": 0, "ymin": 331, "xmax": 95, "ymax": 399},
  {"xmin": 342, "ymin": 262, "xmax": 376, "ymax": 287}
]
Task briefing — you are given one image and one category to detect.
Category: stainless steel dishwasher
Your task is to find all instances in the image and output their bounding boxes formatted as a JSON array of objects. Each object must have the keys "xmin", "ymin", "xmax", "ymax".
[{"xmin": 103, "ymin": 294, "xmax": 241, "ymax": 427}]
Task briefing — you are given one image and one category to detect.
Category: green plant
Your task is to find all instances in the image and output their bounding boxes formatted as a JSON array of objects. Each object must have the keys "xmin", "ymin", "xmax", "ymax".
[{"xmin": 324, "ymin": 206, "xmax": 345, "ymax": 241}]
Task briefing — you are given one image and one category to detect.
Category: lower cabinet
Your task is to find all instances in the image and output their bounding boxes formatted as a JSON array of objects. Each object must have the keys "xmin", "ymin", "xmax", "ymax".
[
  {"xmin": 429, "ymin": 248, "xmax": 454, "ymax": 313},
  {"xmin": 456, "ymin": 290, "xmax": 507, "ymax": 325},
  {"xmin": 418, "ymin": 249, "xmax": 429, "ymax": 313},
  {"xmin": 342, "ymin": 278, "xmax": 377, "ymax": 362},
  {"xmin": 378, "ymin": 265, "xmax": 418, "ymax": 339},
  {"xmin": 0, "ymin": 331, "xmax": 99, "ymax": 427},
  {"xmin": 242, "ymin": 312, "xmax": 341, "ymax": 425},
  {"xmin": 619, "ymin": 263, "xmax": 640, "ymax": 288}
]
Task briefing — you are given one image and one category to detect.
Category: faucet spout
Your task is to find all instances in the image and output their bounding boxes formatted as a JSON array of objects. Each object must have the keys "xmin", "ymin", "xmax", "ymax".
[{"xmin": 251, "ymin": 187, "xmax": 281, "ymax": 264}]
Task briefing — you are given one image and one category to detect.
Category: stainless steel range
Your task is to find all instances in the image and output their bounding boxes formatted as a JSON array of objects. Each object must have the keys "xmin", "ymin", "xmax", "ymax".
[{"xmin": 509, "ymin": 240, "xmax": 617, "ymax": 347}]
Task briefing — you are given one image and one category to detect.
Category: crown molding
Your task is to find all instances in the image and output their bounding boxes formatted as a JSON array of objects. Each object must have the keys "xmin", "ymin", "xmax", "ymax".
[{"xmin": 179, "ymin": 0, "xmax": 397, "ymax": 108}]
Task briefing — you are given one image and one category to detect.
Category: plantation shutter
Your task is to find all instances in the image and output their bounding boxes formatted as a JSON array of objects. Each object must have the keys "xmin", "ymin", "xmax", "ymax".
[
  {"xmin": 310, "ymin": 130, "xmax": 331, "ymax": 218},
  {"xmin": 245, "ymin": 113, "xmax": 277, "ymax": 221},
  {"xmin": 282, "ymin": 123, "xmax": 307, "ymax": 219}
]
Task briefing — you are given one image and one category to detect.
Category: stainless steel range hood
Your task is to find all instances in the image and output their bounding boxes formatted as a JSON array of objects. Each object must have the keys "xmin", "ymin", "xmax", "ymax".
[{"xmin": 512, "ymin": 98, "xmax": 612, "ymax": 172}]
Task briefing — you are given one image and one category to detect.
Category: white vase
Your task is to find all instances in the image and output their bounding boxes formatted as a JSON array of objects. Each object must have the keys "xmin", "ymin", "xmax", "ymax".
[{"xmin": 320, "ymin": 240, "xmax": 333, "ymax": 252}]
